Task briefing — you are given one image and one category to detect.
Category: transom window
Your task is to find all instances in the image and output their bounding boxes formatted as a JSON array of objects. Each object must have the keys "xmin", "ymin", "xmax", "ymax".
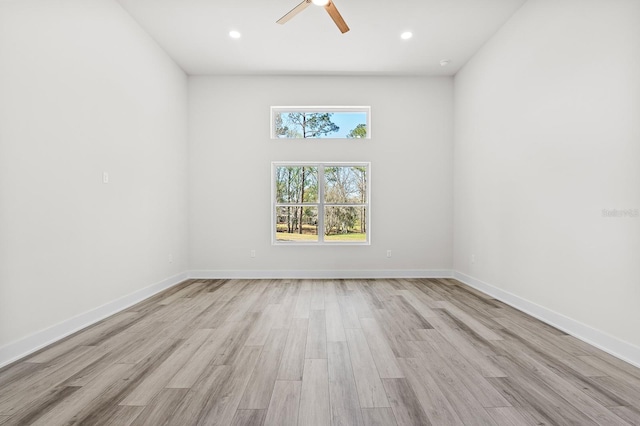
[
  {"xmin": 273, "ymin": 162, "xmax": 370, "ymax": 244},
  {"xmin": 271, "ymin": 107, "xmax": 370, "ymax": 139}
]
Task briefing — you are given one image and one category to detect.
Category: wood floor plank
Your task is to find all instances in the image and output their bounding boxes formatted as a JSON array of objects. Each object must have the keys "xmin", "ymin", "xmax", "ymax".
[
  {"xmin": 495, "ymin": 344, "xmax": 630, "ymax": 425},
  {"xmin": 215, "ymin": 279, "xmax": 251, "ymax": 302},
  {"xmin": 214, "ymin": 313, "xmax": 261, "ymax": 365},
  {"xmin": 437, "ymin": 301, "xmax": 502, "ymax": 341},
  {"xmin": 100, "ymin": 405, "xmax": 146, "ymax": 426},
  {"xmin": 424, "ymin": 316, "xmax": 505, "ymax": 377},
  {"xmin": 301, "ymin": 279, "xmax": 313, "ymax": 291},
  {"xmin": 397, "ymin": 279, "xmax": 440, "ymax": 308},
  {"xmin": 325, "ymin": 304, "xmax": 346, "ymax": 343},
  {"xmin": 0, "ymin": 362, "xmax": 42, "ymax": 390},
  {"xmin": 382, "ymin": 378, "xmax": 432, "ymax": 426},
  {"xmin": 590, "ymin": 375, "xmax": 640, "ymax": 409},
  {"xmin": 238, "ymin": 328, "xmax": 288, "ymax": 409},
  {"xmin": 166, "ymin": 364, "xmax": 232, "ymax": 424},
  {"xmin": 166, "ymin": 325, "xmax": 233, "ymax": 388},
  {"xmin": 4, "ymin": 278, "xmax": 640, "ymax": 425},
  {"xmin": 359, "ymin": 281, "xmax": 385, "ymax": 310},
  {"xmin": 485, "ymin": 407, "xmax": 531, "ymax": 425},
  {"xmin": 115, "ymin": 324, "xmax": 182, "ymax": 364},
  {"xmin": 351, "ymin": 283, "xmax": 374, "ymax": 319},
  {"xmin": 327, "ymin": 341, "xmax": 365, "ymax": 426},
  {"xmin": 490, "ymin": 329, "xmax": 628, "ymax": 408},
  {"xmin": 231, "ymin": 409, "xmax": 267, "ymax": 426},
  {"xmin": 610, "ymin": 406, "xmax": 640, "ymax": 425},
  {"xmin": 360, "ymin": 318, "xmax": 403, "ymax": 379},
  {"xmin": 397, "ymin": 358, "xmax": 463, "ymax": 426},
  {"xmin": 156, "ymin": 294, "xmax": 206, "ymax": 324},
  {"xmin": 310, "ymin": 280, "xmax": 325, "ymax": 310},
  {"xmin": 264, "ymin": 380, "xmax": 301, "ymax": 426},
  {"xmin": 486, "ymin": 376, "xmax": 570, "ymax": 425},
  {"xmin": 277, "ymin": 318, "xmax": 309, "ymax": 381},
  {"xmin": 244, "ymin": 304, "xmax": 281, "ymax": 346},
  {"xmin": 192, "ymin": 346, "xmax": 263, "ymax": 425},
  {"xmin": 361, "ymin": 408, "xmax": 397, "ymax": 426},
  {"xmin": 491, "ymin": 355, "xmax": 600, "ymax": 426},
  {"xmin": 338, "ymin": 294, "xmax": 361, "ymax": 329},
  {"xmin": 271, "ymin": 283, "xmax": 300, "ymax": 330},
  {"xmin": 130, "ymin": 388, "xmax": 189, "ymax": 426},
  {"xmin": 293, "ymin": 290, "xmax": 311, "ymax": 319},
  {"xmin": 2, "ymin": 386, "xmax": 81, "ymax": 425},
  {"xmin": 493, "ymin": 302, "xmax": 568, "ymax": 337},
  {"xmin": 204, "ymin": 295, "xmax": 247, "ymax": 328},
  {"xmin": 431, "ymin": 307, "xmax": 498, "ymax": 357},
  {"xmin": 246, "ymin": 281, "xmax": 276, "ymax": 314},
  {"xmin": 494, "ymin": 317, "xmax": 606, "ymax": 377},
  {"xmin": 369, "ymin": 306, "xmax": 419, "ymax": 358},
  {"xmin": 31, "ymin": 363, "xmax": 133, "ymax": 426},
  {"xmin": 26, "ymin": 312, "xmax": 139, "ymax": 364},
  {"xmin": 410, "ymin": 341, "xmax": 496, "ymax": 425},
  {"xmin": 417, "ymin": 329, "xmax": 510, "ymax": 408},
  {"xmin": 345, "ymin": 328, "xmax": 390, "ymax": 408},
  {"xmin": 325, "ymin": 282, "xmax": 347, "ymax": 343},
  {"xmin": 224, "ymin": 289, "xmax": 266, "ymax": 323},
  {"xmin": 46, "ymin": 340, "xmax": 182, "ymax": 425},
  {"xmin": 158, "ymin": 282, "xmax": 205, "ymax": 305},
  {"xmin": 298, "ymin": 359, "xmax": 331, "ymax": 426},
  {"xmin": 579, "ymin": 355, "xmax": 640, "ymax": 390},
  {"xmin": 576, "ymin": 342, "xmax": 640, "ymax": 380},
  {"xmin": 397, "ymin": 290, "xmax": 436, "ymax": 318},
  {"xmin": 121, "ymin": 328, "xmax": 213, "ymax": 406},
  {"xmin": 0, "ymin": 346, "xmax": 101, "ymax": 416},
  {"xmin": 386, "ymin": 295, "xmax": 433, "ymax": 331},
  {"xmin": 268, "ymin": 280, "xmax": 290, "ymax": 304},
  {"xmin": 305, "ymin": 309, "xmax": 327, "ymax": 359},
  {"xmin": 405, "ymin": 279, "xmax": 445, "ymax": 306}
]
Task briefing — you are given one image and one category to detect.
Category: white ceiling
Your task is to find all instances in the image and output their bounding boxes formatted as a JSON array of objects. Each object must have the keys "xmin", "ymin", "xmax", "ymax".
[{"xmin": 116, "ymin": 0, "xmax": 527, "ymax": 76}]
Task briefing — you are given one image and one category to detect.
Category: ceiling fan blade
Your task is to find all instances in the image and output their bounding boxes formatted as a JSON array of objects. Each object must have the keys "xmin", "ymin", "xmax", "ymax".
[
  {"xmin": 277, "ymin": 0, "xmax": 312, "ymax": 25},
  {"xmin": 324, "ymin": 1, "xmax": 350, "ymax": 33}
]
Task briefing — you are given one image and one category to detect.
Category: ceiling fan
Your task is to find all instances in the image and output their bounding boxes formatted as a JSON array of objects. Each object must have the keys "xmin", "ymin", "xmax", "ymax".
[{"xmin": 277, "ymin": 0, "xmax": 350, "ymax": 34}]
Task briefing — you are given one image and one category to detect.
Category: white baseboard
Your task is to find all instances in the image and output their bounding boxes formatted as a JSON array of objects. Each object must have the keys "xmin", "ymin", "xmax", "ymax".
[
  {"xmin": 453, "ymin": 271, "xmax": 640, "ymax": 369},
  {"xmin": 0, "ymin": 272, "xmax": 189, "ymax": 369},
  {"xmin": 188, "ymin": 269, "xmax": 454, "ymax": 279}
]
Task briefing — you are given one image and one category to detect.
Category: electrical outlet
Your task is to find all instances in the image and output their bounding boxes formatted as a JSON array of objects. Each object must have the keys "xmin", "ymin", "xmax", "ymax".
[
  {"xmin": 386, "ymin": 250, "xmax": 392, "ymax": 258},
  {"xmin": 250, "ymin": 250, "xmax": 256, "ymax": 258},
  {"xmin": 102, "ymin": 172, "xmax": 109, "ymax": 184},
  {"xmin": 471, "ymin": 254, "xmax": 476, "ymax": 264}
]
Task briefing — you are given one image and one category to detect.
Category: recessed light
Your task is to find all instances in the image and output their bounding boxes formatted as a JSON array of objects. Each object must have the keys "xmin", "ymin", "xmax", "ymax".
[
  {"xmin": 229, "ymin": 30, "xmax": 241, "ymax": 39},
  {"xmin": 312, "ymin": 0, "xmax": 329, "ymax": 5},
  {"xmin": 400, "ymin": 31, "xmax": 413, "ymax": 40},
  {"xmin": 440, "ymin": 59, "xmax": 451, "ymax": 66}
]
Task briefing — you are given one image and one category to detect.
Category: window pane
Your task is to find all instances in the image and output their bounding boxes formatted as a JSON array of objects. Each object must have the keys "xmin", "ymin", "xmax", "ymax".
[
  {"xmin": 274, "ymin": 110, "xmax": 368, "ymax": 139},
  {"xmin": 276, "ymin": 206, "xmax": 319, "ymax": 242},
  {"xmin": 324, "ymin": 166, "xmax": 367, "ymax": 203},
  {"xmin": 324, "ymin": 206, "xmax": 367, "ymax": 242},
  {"xmin": 275, "ymin": 166, "xmax": 318, "ymax": 203}
]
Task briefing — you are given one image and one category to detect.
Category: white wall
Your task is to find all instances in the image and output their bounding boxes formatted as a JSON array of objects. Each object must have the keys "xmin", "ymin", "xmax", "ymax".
[
  {"xmin": 453, "ymin": 0, "xmax": 640, "ymax": 361},
  {"xmin": 189, "ymin": 76, "xmax": 453, "ymax": 277},
  {"xmin": 0, "ymin": 0, "xmax": 189, "ymax": 364}
]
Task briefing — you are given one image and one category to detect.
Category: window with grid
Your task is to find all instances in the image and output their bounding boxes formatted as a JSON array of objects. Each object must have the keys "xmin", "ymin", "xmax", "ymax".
[{"xmin": 273, "ymin": 162, "xmax": 370, "ymax": 244}]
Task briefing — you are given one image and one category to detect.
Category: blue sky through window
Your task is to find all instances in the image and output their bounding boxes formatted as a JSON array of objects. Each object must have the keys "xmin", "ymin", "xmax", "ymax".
[
  {"xmin": 320, "ymin": 112, "xmax": 367, "ymax": 138},
  {"xmin": 273, "ymin": 108, "xmax": 369, "ymax": 139}
]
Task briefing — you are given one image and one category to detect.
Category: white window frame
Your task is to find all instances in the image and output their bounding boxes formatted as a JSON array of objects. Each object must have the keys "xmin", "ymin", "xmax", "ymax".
[
  {"xmin": 270, "ymin": 106, "xmax": 371, "ymax": 139},
  {"xmin": 272, "ymin": 161, "xmax": 371, "ymax": 245}
]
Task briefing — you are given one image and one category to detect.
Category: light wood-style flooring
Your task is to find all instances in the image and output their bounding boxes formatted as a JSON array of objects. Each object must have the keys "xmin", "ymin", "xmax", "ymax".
[{"xmin": 1, "ymin": 278, "xmax": 640, "ymax": 425}]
